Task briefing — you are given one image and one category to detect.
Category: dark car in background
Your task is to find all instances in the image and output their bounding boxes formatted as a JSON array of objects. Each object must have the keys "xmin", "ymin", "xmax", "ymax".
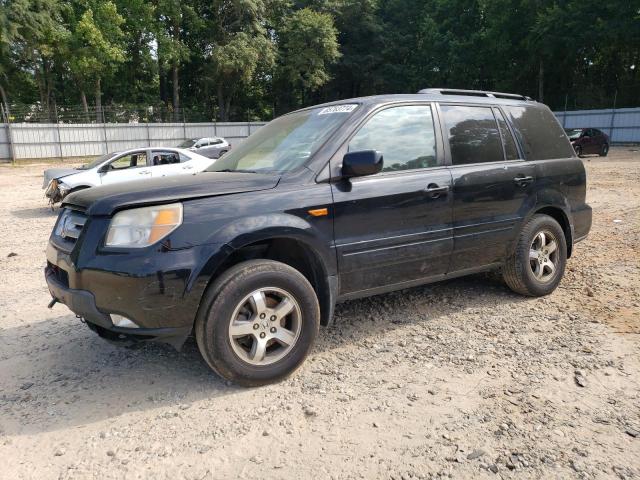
[
  {"xmin": 46, "ymin": 89, "xmax": 591, "ymax": 386},
  {"xmin": 178, "ymin": 137, "xmax": 231, "ymax": 159},
  {"xmin": 565, "ymin": 128, "xmax": 609, "ymax": 157}
]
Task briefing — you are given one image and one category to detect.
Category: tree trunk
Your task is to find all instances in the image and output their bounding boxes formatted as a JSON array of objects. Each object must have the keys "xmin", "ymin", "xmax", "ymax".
[
  {"xmin": 172, "ymin": 64, "xmax": 180, "ymax": 121},
  {"xmin": 80, "ymin": 90, "xmax": 89, "ymax": 114},
  {"xmin": 0, "ymin": 84, "xmax": 9, "ymax": 118},
  {"xmin": 95, "ymin": 77, "xmax": 103, "ymax": 123},
  {"xmin": 217, "ymin": 83, "xmax": 226, "ymax": 121},
  {"xmin": 538, "ymin": 59, "xmax": 544, "ymax": 103}
]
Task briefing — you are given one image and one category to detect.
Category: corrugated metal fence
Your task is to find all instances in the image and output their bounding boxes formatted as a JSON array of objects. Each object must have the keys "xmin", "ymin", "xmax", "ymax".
[
  {"xmin": 0, "ymin": 121, "xmax": 265, "ymax": 163},
  {"xmin": 553, "ymin": 107, "xmax": 640, "ymax": 144}
]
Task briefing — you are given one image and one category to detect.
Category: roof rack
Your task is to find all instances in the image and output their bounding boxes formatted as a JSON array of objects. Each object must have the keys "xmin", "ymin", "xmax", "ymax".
[{"xmin": 418, "ymin": 88, "xmax": 533, "ymax": 101}]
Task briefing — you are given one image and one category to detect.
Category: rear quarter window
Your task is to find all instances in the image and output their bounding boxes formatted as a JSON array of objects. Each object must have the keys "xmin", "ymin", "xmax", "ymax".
[{"xmin": 503, "ymin": 105, "xmax": 575, "ymax": 160}]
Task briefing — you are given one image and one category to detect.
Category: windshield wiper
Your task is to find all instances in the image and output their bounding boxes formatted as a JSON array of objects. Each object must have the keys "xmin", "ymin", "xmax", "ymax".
[{"xmin": 212, "ymin": 169, "xmax": 259, "ymax": 173}]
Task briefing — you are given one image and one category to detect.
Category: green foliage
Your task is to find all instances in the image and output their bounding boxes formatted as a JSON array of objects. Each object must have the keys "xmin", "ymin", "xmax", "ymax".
[
  {"xmin": 68, "ymin": 2, "xmax": 125, "ymax": 82},
  {"xmin": 277, "ymin": 8, "xmax": 340, "ymax": 91},
  {"xmin": 0, "ymin": 0, "xmax": 638, "ymax": 120}
]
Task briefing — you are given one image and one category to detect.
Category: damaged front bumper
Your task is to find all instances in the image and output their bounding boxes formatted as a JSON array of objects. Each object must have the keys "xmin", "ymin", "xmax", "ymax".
[
  {"xmin": 45, "ymin": 266, "xmax": 191, "ymax": 349},
  {"xmin": 44, "ymin": 179, "xmax": 70, "ymax": 205}
]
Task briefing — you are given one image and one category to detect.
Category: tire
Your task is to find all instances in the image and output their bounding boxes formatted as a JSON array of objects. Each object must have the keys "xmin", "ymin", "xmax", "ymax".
[
  {"xmin": 195, "ymin": 259, "xmax": 320, "ymax": 386},
  {"xmin": 599, "ymin": 143, "xmax": 609, "ymax": 157},
  {"xmin": 575, "ymin": 146, "xmax": 583, "ymax": 157},
  {"xmin": 503, "ymin": 214, "xmax": 567, "ymax": 297}
]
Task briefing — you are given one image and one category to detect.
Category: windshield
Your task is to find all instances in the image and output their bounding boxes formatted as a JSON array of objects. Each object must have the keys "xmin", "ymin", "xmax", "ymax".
[
  {"xmin": 565, "ymin": 129, "xmax": 583, "ymax": 140},
  {"xmin": 179, "ymin": 139, "xmax": 197, "ymax": 148},
  {"xmin": 207, "ymin": 104, "xmax": 359, "ymax": 173},
  {"xmin": 80, "ymin": 152, "xmax": 119, "ymax": 170}
]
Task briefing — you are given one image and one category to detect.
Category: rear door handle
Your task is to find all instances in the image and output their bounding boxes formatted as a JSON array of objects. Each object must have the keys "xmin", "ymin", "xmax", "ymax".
[
  {"xmin": 513, "ymin": 175, "xmax": 534, "ymax": 186},
  {"xmin": 138, "ymin": 170, "xmax": 150, "ymax": 175},
  {"xmin": 424, "ymin": 184, "xmax": 449, "ymax": 198}
]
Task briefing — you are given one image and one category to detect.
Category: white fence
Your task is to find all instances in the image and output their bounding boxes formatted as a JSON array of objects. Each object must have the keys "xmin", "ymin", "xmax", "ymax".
[
  {"xmin": 554, "ymin": 107, "xmax": 640, "ymax": 144},
  {"xmin": 0, "ymin": 121, "xmax": 266, "ymax": 162}
]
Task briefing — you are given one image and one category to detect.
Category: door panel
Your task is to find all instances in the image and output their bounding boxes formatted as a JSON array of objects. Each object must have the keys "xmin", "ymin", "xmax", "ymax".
[
  {"xmin": 150, "ymin": 151, "xmax": 183, "ymax": 178},
  {"xmin": 448, "ymin": 162, "xmax": 536, "ymax": 271},
  {"xmin": 332, "ymin": 170, "xmax": 453, "ymax": 294}
]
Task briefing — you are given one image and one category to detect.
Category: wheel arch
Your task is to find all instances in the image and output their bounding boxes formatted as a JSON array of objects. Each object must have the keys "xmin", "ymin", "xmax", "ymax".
[
  {"xmin": 200, "ymin": 233, "xmax": 338, "ymax": 327},
  {"xmin": 532, "ymin": 205, "xmax": 573, "ymax": 258}
]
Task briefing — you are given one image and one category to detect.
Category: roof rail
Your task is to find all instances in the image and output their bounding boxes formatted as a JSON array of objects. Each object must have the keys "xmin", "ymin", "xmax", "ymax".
[{"xmin": 418, "ymin": 88, "xmax": 533, "ymax": 101}]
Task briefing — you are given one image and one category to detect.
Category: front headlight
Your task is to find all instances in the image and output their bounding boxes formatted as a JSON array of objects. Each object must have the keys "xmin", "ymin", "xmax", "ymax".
[{"xmin": 105, "ymin": 203, "xmax": 183, "ymax": 248}]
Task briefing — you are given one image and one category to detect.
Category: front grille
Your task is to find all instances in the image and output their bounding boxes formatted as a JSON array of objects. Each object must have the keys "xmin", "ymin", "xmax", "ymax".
[{"xmin": 54, "ymin": 207, "xmax": 88, "ymax": 249}]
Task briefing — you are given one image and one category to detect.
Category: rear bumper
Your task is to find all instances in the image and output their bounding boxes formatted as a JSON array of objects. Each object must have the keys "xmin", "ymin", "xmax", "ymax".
[
  {"xmin": 45, "ymin": 265, "xmax": 191, "ymax": 349},
  {"xmin": 572, "ymin": 204, "xmax": 592, "ymax": 243}
]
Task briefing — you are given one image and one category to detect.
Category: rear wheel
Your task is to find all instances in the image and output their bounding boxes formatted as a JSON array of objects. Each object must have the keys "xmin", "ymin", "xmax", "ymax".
[
  {"xmin": 503, "ymin": 214, "xmax": 567, "ymax": 296},
  {"xmin": 195, "ymin": 259, "xmax": 320, "ymax": 386},
  {"xmin": 575, "ymin": 145, "xmax": 583, "ymax": 157},
  {"xmin": 599, "ymin": 143, "xmax": 609, "ymax": 157}
]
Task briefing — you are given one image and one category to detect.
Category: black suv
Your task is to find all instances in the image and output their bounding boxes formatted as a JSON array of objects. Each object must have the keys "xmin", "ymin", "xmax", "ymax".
[{"xmin": 46, "ymin": 89, "xmax": 592, "ymax": 386}]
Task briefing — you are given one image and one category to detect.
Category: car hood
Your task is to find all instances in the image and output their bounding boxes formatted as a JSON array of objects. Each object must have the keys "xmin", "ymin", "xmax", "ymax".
[
  {"xmin": 43, "ymin": 168, "xmax": 79, "ymax": 188},
  {"xmin": 63, "ymin": 171, "xmax": 281, "ymax": 216}
]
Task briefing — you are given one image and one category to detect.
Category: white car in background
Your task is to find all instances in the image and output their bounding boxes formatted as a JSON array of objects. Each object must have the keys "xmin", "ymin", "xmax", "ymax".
[
  {"xmin": 178, "ymin": 137, "xmax": 231, "ymax": 159},
  {"xmin": 43, "ymin": 147, "xmax": 215, "ymax": 204}
]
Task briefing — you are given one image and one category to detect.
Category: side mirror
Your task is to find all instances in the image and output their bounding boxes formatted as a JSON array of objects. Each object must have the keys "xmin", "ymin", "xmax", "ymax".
[
  {"xmin": 342, "ymin": 150, "xmax": 383, "ymax": 178},
  {"xmin": 97, "ymin": 164, "xmax": 110, "ymax": 173}
]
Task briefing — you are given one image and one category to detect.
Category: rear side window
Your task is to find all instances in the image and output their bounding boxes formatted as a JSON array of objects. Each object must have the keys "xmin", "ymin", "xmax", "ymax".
[
  {"xmin": 440, "ymin": 105, "xmax": 503, "ymax": 165},
  {"xmin": 349, "ymin": 105, "xmax": 438, "ymax": 172},
  {"xmin": 503, "ymin": 105, "xmax": 575, "ymax": 160},
  {"xmin": 494, "ymin": 109, "xmax": 519, "ymax": 160}
]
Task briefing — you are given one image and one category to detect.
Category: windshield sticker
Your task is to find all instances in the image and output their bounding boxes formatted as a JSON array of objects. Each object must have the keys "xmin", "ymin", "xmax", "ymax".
[{"xmin": 318, "ymin": 104, "xmax": 358, "ymax": 115}]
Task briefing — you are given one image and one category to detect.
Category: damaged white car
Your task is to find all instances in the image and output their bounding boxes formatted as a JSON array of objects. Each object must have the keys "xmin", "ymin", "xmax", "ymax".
[{"xmin": 43, "ymin": 147, "xmax": 216, "ymax": 204}]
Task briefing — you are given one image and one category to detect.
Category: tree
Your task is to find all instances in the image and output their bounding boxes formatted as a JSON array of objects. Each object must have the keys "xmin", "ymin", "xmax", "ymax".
[
  {"xmin": 155, "ymin": 0, "xmax": 200, "ymax": 118},
  {"xmin": 201, "ymin": 0, "xmax": 276, "ymax": 121},
  {"xmin": 67, "ymin": 1, "xmax": 125, "ymax": 120},
  {"xmin": 2, "ymin": 0, "xmax": 69, "ymax": 120},
  {"xmin": 275, "ymin": 7, "xmax": 340, "ymax": 111}
]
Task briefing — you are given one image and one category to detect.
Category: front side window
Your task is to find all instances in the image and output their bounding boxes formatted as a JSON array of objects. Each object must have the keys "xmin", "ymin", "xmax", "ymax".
[
  {"xmin": 441, "ymin": 105, "xmax": 503, "ymax": 165},
  {"xmin": 504, "ymin": 105, "xmax": 575, "ymax": 160},
  {"xmin": 348, "ymin": 105, "xmax": 437, "ymax": 172},
  {"xmin": 108, "ymin": 152, "xmax": 146, "ymax": 170}
]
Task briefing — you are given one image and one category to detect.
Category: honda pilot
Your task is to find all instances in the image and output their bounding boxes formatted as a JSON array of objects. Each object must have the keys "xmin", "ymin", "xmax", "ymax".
[{"xmin": 45, "ymin": 89, "xmax": 592, "ymax": 386}]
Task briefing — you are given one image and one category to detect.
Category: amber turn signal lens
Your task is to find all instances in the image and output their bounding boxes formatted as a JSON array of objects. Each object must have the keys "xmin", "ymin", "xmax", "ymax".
[
  {"xmin": 308, "ymin": 208, "xmax": 328, "ymax": 217},
  {"xmin": 148, "ymin": 208, "xmax": 183, "ymax": 243}
]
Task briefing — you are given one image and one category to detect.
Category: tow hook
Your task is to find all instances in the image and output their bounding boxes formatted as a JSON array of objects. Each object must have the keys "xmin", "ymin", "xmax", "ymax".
[{"xmin": 47, "ymin": 298, "xmax": 58, "ymax": 309}]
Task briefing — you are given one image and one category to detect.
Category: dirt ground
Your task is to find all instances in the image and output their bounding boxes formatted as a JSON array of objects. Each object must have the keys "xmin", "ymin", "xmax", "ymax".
[{"xmin": 0, "ymin": 148, "xmax": 638, "ymax": 480}]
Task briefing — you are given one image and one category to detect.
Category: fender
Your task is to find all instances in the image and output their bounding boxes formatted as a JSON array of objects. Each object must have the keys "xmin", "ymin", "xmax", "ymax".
[
  {"xmin": 198, "ymin": 212, "xmax": 337, "ymax": 276},
  {"xmin": 512, "ymin": 186, "xmax": 574, "ymax": 257}
]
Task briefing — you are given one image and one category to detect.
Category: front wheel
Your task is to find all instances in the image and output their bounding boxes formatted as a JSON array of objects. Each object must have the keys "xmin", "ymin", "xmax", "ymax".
[
  {"xmin": 195, "ymin": 260, "xmax": 320, "ymax": 386},
  {"xmin": 574, "ymin": 145, "xmax": 583, "ymax": 157},
  {"xmin": 503, "ymin": 214, "xmax": 567, "ymax": 296}
]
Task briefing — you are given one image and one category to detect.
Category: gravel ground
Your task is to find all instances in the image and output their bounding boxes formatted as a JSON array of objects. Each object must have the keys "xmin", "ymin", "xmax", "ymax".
[{"xmin": 0, "ymin": 148, "xmax": 639, "ymax": 479}]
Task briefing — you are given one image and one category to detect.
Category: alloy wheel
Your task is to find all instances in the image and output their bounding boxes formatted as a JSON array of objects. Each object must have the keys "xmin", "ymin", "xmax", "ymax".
[
  {"xmin": 228, "ymin": 287, "xmax": 302, "ymax": 366},
  {"xmin": 529, "ymin": 230, "xmax": 559, "ymax": 283}
]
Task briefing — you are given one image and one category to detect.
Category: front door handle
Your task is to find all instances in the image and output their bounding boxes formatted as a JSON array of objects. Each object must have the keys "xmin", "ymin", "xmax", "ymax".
[
  {"xmin": 513, "ymin": 175, "xmax": 534, "ymax": 187},
  {"xmin": 138, "ymin": 170, "xmax": 150, "ymax": 175},
  {"xmin": 424, "ymin": 183, "xmax": 449, "ymax": 198}
]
